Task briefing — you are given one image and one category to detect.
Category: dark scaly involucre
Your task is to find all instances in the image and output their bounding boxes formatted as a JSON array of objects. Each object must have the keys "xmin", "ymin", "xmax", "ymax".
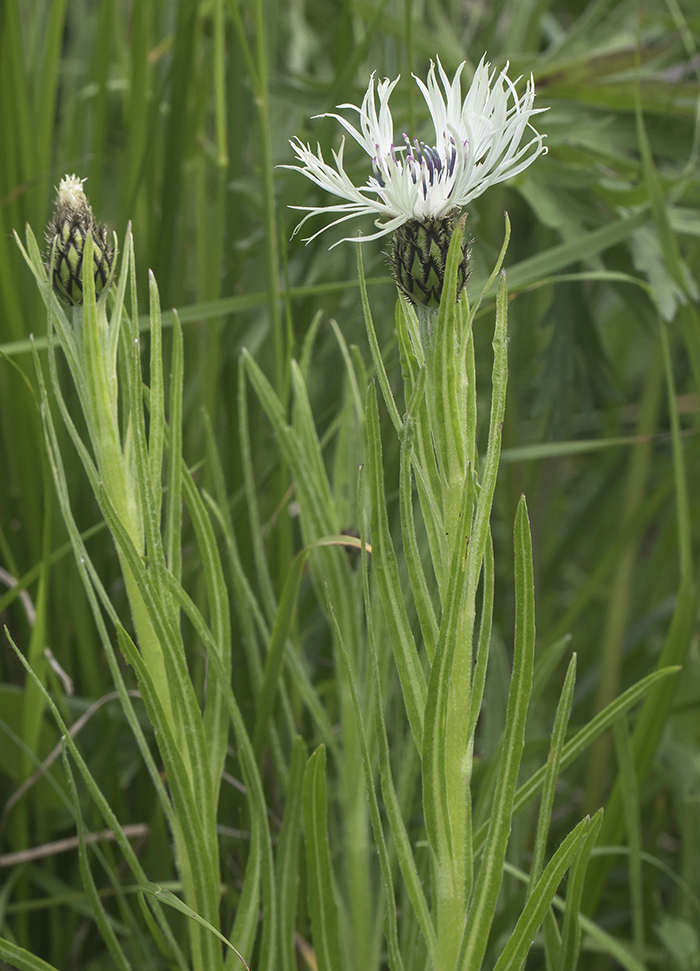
[
  {"xmin": 45, "ymin": 175, "xmax": 113, "ymax": 306},
  {"xmin": 390, "ymin": 209, "xmax": 471, "ymax": 308}
]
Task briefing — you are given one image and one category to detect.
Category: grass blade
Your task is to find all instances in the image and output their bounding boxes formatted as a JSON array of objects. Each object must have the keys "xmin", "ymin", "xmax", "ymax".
[
  {"xmin": 277, "ymin": 736, "xmax": 307, "ymax": 971},
  {"xmin": 0, "ymin": 939, "xmax": 61, "ymax": 971},
  {"xmin": 613, "ymin": 717, "xmax": 645, "ymax": 953},
  {"xmin": 303, "ymin": 746, "xmax": 344, "ymax": 971}
]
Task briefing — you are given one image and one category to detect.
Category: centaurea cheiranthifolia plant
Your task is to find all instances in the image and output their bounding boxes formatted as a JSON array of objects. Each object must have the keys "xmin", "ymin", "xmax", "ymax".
[
  {"xmin": 15, "ymin": 178, "xmax": 246, "ymax": 971},
  {"xmin": 283, "ymin": 58, "xmax": 608, "ymax": 971}
]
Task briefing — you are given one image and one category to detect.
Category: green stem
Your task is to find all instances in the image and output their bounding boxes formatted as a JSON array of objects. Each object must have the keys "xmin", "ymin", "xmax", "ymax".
[{"xmin": 252, "ymin": 0, "xmax": 283, "ymax": 392}]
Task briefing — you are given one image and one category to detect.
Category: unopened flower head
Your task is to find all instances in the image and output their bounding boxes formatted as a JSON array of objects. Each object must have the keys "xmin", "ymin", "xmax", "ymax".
[
  {"xmin": 46, "ymin": 175, "xmax": 114, "ymax": 306},
  {"xmin": 288, "ymin": 56, "xmax": 547, "ymax": 305}
]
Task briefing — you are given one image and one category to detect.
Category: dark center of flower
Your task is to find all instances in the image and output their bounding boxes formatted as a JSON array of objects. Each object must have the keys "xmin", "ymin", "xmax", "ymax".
[{"xmin": 371, "ymin": 134, "xmax": 460, "ymax": 203}]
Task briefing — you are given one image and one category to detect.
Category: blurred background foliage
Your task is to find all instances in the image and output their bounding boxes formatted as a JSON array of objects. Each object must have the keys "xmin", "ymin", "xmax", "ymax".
[{"xmin": 1, "ymin": 0, "xmax": 700, "ymax": 966}]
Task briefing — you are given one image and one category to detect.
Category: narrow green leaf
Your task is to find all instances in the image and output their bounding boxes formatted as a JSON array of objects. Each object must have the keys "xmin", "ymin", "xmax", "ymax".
[
  {"xmin": 460, "ymin": 496, "xmax": 535, "ymax": 971},
  {"xmin": 528, "ymin": 654, "xmax": 577, "ymax": 897},
  {"xmin": 0, "ymin": 939, "xmax": 61, "ymax": 971},
  {"xmin": 584, "ymin": 322, "xmax": 695, "ymax": 910},
  {"xmin": 558, "ymin": 809, "xmax": 604, "ymax": 971},
  {"xmin": 82, "ymin": 232, "xmax": 118, "ymax": 449},
  {"xmin": 466, "ymin": 530, "xmax": 495, "ymax": 743},
  {"xmin": 238, "ymin": 355, "xmax": 278, "ymax": 622},
  {"xmin": 148, "ymin": 269, "xmax": 165, "ymax": 512},
  {"xmin": 366, "ymin": 381, "xmax": 426, "ymax": 750},
  {"xmin": 330, "ymin": 317, "xmax": 364, "ymax": 425},
  {"xmin": 422, "ymin": 472, "xmax": 473, "ymax": 861},
  {"xmin": 5, "ymin": 630, "xmax": 187, "ymax": 969},
  {"xmin": 635, "ymin": 69, "xmax": 700, "ymax": 397},
  {"xmin": 61, "ymin": 745, "xmax": 133, "ymax": 971},
  {"xmin": 157, "ymin": 575, "xmax": 277, "ymax": 971},
  {"xmin": 484, "ymin": 208, "xmax": 650, "ymax": 296},
  {"xmin": 325, "ymin": 585, "xmax": 405, "ymax": 971},
  {"xmin": 127, "ymin": 293, "xmax": 165, "ymax": 576},
  {"xmin": 106, "ymin": 227, "xmax": 131, "ymax": 378},
  {"xmin": 277, "ymin": 737, "xmax": 307, "ymax": 971},
  {"xmin": 243, "ymin": 351, "xmax": 336, "ymax": 542},
  {"xmin": 502, "ymin": 859, "xmax": 649, "ymax": 971},
  {"xmin": 253, "ymin": 550, "xmax": 309, "ymax": 759},
  {"xmin": 500, "ymin": 433, "xmax": 685, "ymax": 464},
  {"xmin": 425, "ymin": 218, "xmax": 468, "ymax": 487},
  {"xmin": 614, "ymin": 717, "xmax": 645, "ymax": 953},
  {"xmin": 399, "ymin": 368, "xmax": 439, "ymax": 661},
  {"xmin": 491, "ymin": 816, "xmax": 590, "ymax": 971},
  {"xmin": 115, "ymin": 623, "xmax": 222, "ymax": 970},
  {"xmin": 543, "ymin": 908, "xmax": 563, "ymax": 971},
  {"xmin": 290, "ymin": 361, "xmax": 338, "ymax": 531},
  {"xmin": 165, "ymin": 311, "xmax": 184, "ymax": 581},
  {"xmin": 31, "ymin": 338, "xmax": 176, "ymax": 828},
  {"xmin": 358, "ymin": 472, "xmax": 439, "ymax": 965},
  {"xmin": 466, "ymin": 212, "xmax": 511, "ymax": 327},
  {"xmin": 395, "ymin": 296, "xmax": 421, "ymax": 398},
  {"xmin": 300, "ymin": 309, "xmax": 324, "ymax": 381},
  {"xmin": 140, "ymin": 884, "xmax": 249, "ymax": 969},
  {"xmin": 448, "ymin": 271, "xmax": 509, "ymax": 751},
  {"xmin": 356, "ymin": 241, "xmax": 402, "ymax": 433},
  {"xmin": 303, "ymin": 746, "xmax": 344, "ymax": 971},
  {"xmin": 395, "ymin": 300, "xmax": 444, "ymax": 565},
  {"xmin": 16, "ymin": 227, "xmax": 81, "ymax": 385},
  {"xmin": 589, "ymin": 846, "xmax": 700, "ymax": 922},
  {"xmin": 474, "ymin": 666, "xmax": 680, "ymax": 853},
  {"xmin": 660, "ymin": 321, "xmax": 694, "ymax": 584},
  {"xmin": 180, "ymin": 463, "xmax": 232, "ymax": 797}
]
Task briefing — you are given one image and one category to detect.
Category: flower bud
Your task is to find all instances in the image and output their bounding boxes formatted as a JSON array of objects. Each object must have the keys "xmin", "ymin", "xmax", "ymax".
[
  {"xmin": 45, "ymin": 175, "xmax": 114, "ymax": 305},
  {"xmin": 389, "ymin": 210, "xmax": 471, "ymax": 307}
]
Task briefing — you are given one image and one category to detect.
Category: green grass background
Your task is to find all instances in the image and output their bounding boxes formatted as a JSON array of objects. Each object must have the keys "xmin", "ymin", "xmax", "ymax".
[{"xmin": 1, "ymin": 0, "xmax": 700, "ymax": 967}]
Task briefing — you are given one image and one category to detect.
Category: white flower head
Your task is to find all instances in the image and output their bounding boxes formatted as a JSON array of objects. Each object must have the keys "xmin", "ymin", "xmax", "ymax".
[{"xmin": 287, "ymin": 56, "xmax": 547, "ymax": 245}]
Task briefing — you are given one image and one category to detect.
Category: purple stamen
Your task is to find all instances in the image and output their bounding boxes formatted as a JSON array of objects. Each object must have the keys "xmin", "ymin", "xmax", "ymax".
[
  {"xmin": 372, "ymin": 158, "xmax": 385, "ymax": 187},
  {"xmin": 447, "ymin": 138, "xmax": 457, "ymax": 177}
]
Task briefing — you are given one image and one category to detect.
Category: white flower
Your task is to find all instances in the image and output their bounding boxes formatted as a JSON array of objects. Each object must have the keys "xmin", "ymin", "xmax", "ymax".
[{"xmin": 287, "ymin": 56, "xmax": 547, "ymax": 245}]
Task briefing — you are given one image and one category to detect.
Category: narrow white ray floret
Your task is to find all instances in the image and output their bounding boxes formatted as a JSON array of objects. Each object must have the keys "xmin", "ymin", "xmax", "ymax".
[{"xmin": 287, "ymin": 56, "xmax": 547, "ymax": 245}]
